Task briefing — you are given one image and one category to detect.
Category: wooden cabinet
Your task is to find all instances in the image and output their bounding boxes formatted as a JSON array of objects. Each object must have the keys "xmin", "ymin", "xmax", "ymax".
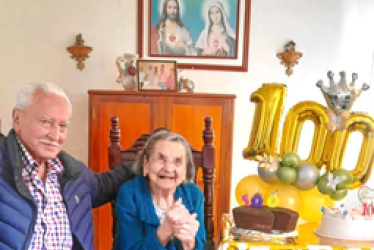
[{"xmin": 88, "ymin": 90, "xmax": 235, "ymax": 250}]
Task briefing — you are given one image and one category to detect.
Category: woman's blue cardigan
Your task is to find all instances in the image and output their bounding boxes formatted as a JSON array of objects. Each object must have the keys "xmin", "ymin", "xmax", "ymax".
[{"xmin": 114, "ymin": 176, "xmax": 206, "ymax": 250}]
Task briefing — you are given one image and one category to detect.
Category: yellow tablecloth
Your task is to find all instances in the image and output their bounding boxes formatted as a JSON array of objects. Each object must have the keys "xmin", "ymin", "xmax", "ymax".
[{"xmin": 217, "ymin": 222, "xmax": 374, "ymax": 250}]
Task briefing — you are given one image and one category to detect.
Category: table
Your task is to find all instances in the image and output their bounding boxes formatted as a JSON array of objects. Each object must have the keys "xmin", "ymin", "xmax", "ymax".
[{"xmin": 216, "ymin": 215, "xmax": 374, "ymax": 250}]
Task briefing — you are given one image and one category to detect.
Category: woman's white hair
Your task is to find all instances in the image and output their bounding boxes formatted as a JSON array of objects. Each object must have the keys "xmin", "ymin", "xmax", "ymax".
[
  {"xmin": 15, "ymin": 82, "xmax": 72, "ymax": 114},
  {"xmin": 132, "ymin": 130, "xmax": 196, "ymax": 183}
]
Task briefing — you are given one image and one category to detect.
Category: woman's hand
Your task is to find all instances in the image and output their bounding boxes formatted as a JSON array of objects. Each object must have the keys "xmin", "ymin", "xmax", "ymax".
[
  {"xmin": 173, "ymin": 213, "xmax": 199, "ymax": 250},
  {"xmin": 157, "ymin": 220, "xmax": 173, "ymax": 246},
  {"xmin": 167, "ymin": 198, "xmax": 191, "ymax": 224},
  {"xmin": 157, "ymin": 198, "xmax": 199, "ymax": 248},
  {"xmin": 157, "ymin": 198, "xmax": 189, "ymax": 246}
]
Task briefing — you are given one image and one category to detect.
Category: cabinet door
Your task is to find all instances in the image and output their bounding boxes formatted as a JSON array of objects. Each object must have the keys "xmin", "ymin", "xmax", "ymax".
[
  {"xmin": 166, "ymin": 96, "xmax": 235, "ymax": 241},
  {"xmin": 89, "ymin": 92, "xmax": 235, "ymax": 249},
  {"xmin": 89, "ymin": 94, "xmax": 165, "ymax": 250}
]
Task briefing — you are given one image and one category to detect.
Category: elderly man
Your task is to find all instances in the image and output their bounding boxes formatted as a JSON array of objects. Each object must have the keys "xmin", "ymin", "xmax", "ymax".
[{"xmin": 0, "ymin": 82, "xmax": 134, "ymax": 249}]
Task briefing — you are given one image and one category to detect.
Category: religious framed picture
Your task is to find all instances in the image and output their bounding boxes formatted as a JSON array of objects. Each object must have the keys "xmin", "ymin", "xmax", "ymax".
[
  {"xmin": 137, "ymin": 0, "xmax": 251, "ymax": 72},
  {"xmin": 137, "ymin": 59, "xmax": 178, "ymax": 91}
]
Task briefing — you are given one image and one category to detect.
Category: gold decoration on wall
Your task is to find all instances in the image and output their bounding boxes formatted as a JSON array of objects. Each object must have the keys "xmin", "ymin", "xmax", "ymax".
[
  {"xmin": 277, "ymin": 40, "xmax": 302, "ymax": 76},
  {"xmin": 66, "ymin": 33, "xmax": 92, "ymax": 70}
]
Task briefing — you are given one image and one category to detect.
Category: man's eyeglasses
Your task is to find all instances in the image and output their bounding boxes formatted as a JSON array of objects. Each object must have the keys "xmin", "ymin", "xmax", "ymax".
[{"xmin": 36, "ymin": 115, "xmax": 70, "ymax": 132}]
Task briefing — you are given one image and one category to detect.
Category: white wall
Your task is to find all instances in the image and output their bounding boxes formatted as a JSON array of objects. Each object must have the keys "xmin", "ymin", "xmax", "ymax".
[{"xmin": 1, "ymin": 0, "xmax": 373, "ymax": 209}]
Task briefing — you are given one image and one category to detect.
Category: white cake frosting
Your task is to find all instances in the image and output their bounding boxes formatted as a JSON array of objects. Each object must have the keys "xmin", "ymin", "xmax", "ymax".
[{"xmin": 315, "ymin": 205, "xmax": 374, "ymax": 241}]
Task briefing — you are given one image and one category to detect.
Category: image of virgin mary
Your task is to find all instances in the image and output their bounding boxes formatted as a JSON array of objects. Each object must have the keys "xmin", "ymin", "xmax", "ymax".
[{"xmin": 195, "ymin": 0, "xmax": 237, "ymax": 57}]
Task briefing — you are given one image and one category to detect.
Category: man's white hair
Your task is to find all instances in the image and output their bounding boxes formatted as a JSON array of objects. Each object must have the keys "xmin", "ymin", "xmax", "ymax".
[{"xmin": 15, "ymin": 82, "xmax": 72, "ymax": 114}]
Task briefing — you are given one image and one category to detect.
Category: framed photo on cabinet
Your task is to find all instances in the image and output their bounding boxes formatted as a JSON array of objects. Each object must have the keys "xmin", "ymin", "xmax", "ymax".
[
  {"xmin": 137, "ymin": 0, "xmax": 251, "ymax": 72},
  {"xmin": 137, "ymin": 59, "xmax": 178, "ymax": 91}
]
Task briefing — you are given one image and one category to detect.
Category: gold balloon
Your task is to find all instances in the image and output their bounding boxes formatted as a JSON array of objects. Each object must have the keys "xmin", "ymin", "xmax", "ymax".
[
  {"xmin": 265, "ymin": 183, "xmax": 302, "ymax": 213},
  {"xmin": 243, "ymin": 84, "xmax": 286, "ymax": 160},
  {"xmin": 299, "ymin": 187, "xmax": 334, "ymax": 223},
  {"xmin": 280, "ymin": 101, "xmax": 329, "ymax": 168},
  {"xmin": 325, "ymin": 112, "xmax": 374, "ymax": 188},
  {"xmin": 235, "ymin": 175, "xmax": 269, "ymax": 205},
  {"xmin": 243, "ymin": 83, "xmax": 374, "ymax": 189}
]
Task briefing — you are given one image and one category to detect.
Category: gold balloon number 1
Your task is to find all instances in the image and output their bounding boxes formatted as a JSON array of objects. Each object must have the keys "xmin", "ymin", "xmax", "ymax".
[{"xmin": 243, "ymin": 84, "xmax": 374, "ymax": 188}]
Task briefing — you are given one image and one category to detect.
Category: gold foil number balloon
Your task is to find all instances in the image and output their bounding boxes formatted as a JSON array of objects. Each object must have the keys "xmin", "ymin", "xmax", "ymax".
[
  {"xmin": 280, "ymin": 101, "xmax": 329, "ymax": 167},
  {"xmin": 244, "ymin": 83, "xmax": 374, "ymax": 188},
  {"xmin": 325, "ymin": 112, "xmax": 374, "ymax": 188},
  {"xmin": 243, "ymin": 84, "xmax": 286, "ymax": 160}
]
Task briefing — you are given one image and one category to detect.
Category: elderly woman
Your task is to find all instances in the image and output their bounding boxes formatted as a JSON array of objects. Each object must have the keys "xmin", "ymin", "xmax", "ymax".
[{"xmin": 114, "ymin": 131, "xmax": 206, "ymax": 250}]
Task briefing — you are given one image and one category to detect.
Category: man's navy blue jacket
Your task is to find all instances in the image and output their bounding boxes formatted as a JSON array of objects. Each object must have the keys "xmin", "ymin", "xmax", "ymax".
[{"xmin": 0, "ymin": 130, "xmax": 134, "ymax": 250}]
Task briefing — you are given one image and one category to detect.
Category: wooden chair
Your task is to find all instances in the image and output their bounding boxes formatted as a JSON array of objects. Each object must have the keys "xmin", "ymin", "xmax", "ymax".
[{"xmin": 108, "ymin": 116, "xmax": 216, "ymax": 249}]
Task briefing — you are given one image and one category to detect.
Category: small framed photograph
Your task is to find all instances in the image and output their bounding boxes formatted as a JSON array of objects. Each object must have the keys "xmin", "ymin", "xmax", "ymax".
[{"xmin": 137, "ymin": 60, "xmax": 178, "ymax": 91}]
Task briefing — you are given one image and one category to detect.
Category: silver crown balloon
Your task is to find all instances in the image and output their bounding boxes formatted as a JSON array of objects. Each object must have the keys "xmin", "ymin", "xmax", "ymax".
[
  {"xmin": 316, "ymin": 71, "xmax": 369, "ymax": 116},
  {"xmin": 316, "ymin": 71, "xmax": 370, "ymax": 130}
]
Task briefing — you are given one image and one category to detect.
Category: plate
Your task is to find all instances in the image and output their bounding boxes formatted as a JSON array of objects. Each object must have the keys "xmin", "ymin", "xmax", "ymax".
[
  {"xmin": 315, "ymin": 229, "xmax": 374, "ymax": 242},
  {"xmin": 315, "ymin": 230, "xmax": 374, "ymax": 248},
  {"xmin": 230, "ymin": 227, "xmax": 298, "ymax": 244}
]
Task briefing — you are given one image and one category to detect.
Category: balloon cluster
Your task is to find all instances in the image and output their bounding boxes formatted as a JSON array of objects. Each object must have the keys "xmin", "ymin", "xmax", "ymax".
[
  {"xmin": 257, "ymin": 152, "xmax": 320, "ymax": 190},
  {"xmin": 280, "ymin": 152, "xmax": 320, "ymax": 190},
  {"xmin": 235, "ymin": 175, "xmax": 302, "ymax": 213},
  {"xmin": 235, "ymin": 175, "xmax": 334, "ymax": 223},
  {"xmin": 257, "ymin": 152, "xmax": 354, "ymax": 201},
  {"xmin": 244, "ymin": 83, "xmax": 374, "ymax": 189},
  {"xmin": 317, "ymin": 169, "xmax": 353, "ymax": 201},
  {"xmin": 240, "ymin": 79, "xmax": 374, "ymax": 223}
]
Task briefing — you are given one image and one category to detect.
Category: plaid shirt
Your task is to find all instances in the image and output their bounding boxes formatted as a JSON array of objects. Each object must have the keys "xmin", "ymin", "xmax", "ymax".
[{"xmin": 17, "ymin": 139, "xmax": 73, "ymax": 250}]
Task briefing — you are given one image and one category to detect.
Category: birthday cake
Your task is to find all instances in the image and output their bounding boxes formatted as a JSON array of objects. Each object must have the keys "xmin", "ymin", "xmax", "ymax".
[
  {"xmin": 232, "ymin": 206, "xmax": 299, "ymax": 233},
  {"xmin": 315, "ymin": 206, "xmax": 374, "ymax": 241}
]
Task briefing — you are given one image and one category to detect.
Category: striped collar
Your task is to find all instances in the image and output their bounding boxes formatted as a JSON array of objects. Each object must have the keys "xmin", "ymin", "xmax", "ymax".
[{"xmin": 15, "ymin": 138, "xmax": 64, "ymax": 177}]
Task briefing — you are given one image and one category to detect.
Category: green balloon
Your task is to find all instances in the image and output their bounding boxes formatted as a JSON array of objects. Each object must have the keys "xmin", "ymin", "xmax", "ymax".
[
  {"xmin": 332, "ymin": 169, "xmax": 353, "ymax": 189},
  {"xmin": 282, "ymin": 152, "xmax": 300, "ymax": 168},
  {"xmin": 277, "ymin": 166, "xmax": 297, "ymax": 184},
  {"xmin": 329, "ymin": 189, "xmax": 348, "ymax": 201},
  {"xmin": 317, "ymin": 174, "xmax": 333, "ymax": 195}
]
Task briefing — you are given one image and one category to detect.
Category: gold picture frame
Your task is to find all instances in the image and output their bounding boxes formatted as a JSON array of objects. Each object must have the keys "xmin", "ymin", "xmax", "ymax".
[{"xmin": 137, "ymin": 60, "xmax": 178, "ymax": 91}]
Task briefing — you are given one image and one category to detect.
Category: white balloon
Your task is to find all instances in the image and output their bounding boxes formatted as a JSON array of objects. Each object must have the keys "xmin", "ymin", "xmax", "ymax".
[
  {"xmin": 257, "ymin": 162, "xmax": 279, "ymax": 184},
  {"xmin": 295, "ymin": 162, "xmax": 320, "ymax": 190}
]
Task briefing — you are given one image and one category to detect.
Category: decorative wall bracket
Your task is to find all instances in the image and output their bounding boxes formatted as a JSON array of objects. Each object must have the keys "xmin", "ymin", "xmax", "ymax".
[
  {"xmin": 66, "ymin": 33, "xmax": 92, "ymax": 70},
  {"xmin": 277, "ymin": 40, "xmax": 302, "ymax": 76}
]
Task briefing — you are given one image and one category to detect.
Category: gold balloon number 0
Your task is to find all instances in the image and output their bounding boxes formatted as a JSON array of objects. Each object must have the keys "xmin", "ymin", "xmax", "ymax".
[{"xmin": 243, "ymin": 84, "xmax": 374, "ymax": 188}]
